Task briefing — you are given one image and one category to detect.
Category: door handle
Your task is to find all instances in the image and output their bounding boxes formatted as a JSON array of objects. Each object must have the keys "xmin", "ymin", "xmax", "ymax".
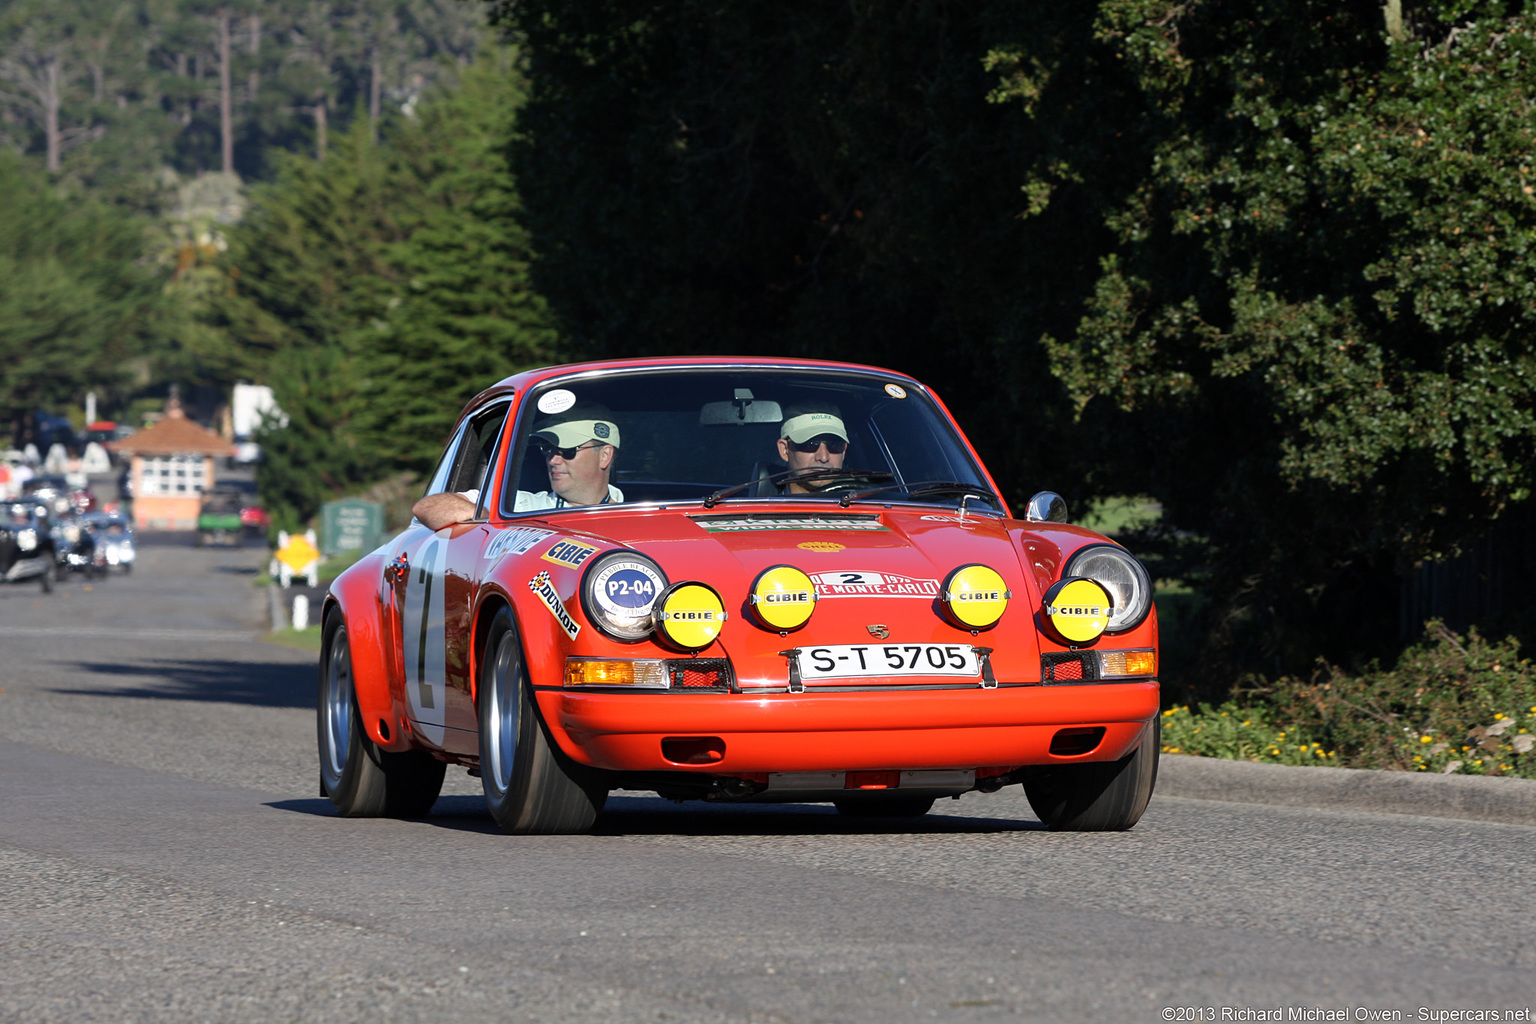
[{"xmin": 385, "ymin": 552, "xmax": 409, "ymax": 584}]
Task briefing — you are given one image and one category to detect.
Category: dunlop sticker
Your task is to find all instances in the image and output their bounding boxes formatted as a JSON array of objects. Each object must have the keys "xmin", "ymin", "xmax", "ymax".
[{"xmin": 529, "ymin": 570, "xmax": 581, "ymax": 640}]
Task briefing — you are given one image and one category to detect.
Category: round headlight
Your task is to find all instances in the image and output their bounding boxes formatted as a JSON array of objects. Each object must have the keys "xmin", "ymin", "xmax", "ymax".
[
  {"xmin": 581, "ymin": 550, "xmax": 669, "ymax": 642},
  {"xmin": 16, "ymin": 528, "xmax": 37, "ymax": 552},
  {"xmin": 748, "ymin": 565, "xmax": 817, "ymax": 631},
  {"xmin": 1062, "ymin": 544, "xmax": 1153, "ymax": 633},
  {"xmin": 939, "ymin": 564, "xmax": 1011, "ymax": 630},
  {"xmin": 655, "ymin": 582, "xmax": 728, "ymax": 651}
]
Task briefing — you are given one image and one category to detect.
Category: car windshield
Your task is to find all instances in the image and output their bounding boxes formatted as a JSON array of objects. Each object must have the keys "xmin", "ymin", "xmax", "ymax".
[{"xmin": 496, "ymin": 367, "xmax": 1002, "ymax": 516}]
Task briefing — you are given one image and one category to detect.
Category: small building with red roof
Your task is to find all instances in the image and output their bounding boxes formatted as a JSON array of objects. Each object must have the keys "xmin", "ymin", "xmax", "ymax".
[{"xmin": 111, "ymin": 392, "xmax": 234, "ymax": 530}]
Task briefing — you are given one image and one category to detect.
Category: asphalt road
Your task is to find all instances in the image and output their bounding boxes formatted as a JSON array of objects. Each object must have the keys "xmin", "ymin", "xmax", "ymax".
[{"xmin": 1, "ymin": 537, "xmax": 1532, "ymax": 1024}]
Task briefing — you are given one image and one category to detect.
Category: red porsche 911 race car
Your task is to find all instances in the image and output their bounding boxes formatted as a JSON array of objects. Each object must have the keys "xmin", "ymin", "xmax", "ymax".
[{"xmin": 319, "ymin": 358, "xmax": 1160, "ymax": 833}]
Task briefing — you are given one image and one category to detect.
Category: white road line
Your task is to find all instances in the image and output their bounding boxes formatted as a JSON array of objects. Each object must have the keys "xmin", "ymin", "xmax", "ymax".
[{"xmin": 0, "ymin": 626, "xmax": 263, "ymax": 643}]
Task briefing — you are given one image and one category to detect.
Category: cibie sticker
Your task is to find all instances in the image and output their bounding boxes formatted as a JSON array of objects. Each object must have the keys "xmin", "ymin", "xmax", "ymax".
[
  {"xmin": 884, "ymin": 383, "xmax": 908, "ymax": 399},
  {"xmin": 537, "ymin": 388, "xmax": 577, "ymax": 414},
  {"xmin": 484, "ymin": 527, "xmax": 553, "ymax": 561},
  {"xmin": 591, "ymin": 558, "xmax": 664, "ymax": 619},
  {"xmin": 542, "ymin": 539, "xmax": 598, "ymax": 569},
  {"xmin": 529, "ymin": 570, "xmax": 581, "ymax": 640}
]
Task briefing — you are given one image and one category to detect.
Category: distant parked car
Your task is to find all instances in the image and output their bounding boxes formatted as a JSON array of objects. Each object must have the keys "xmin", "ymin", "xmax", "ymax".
[
  {"xmin": 0, "ymin": 499, "xmax": 57, "ymax": 592},
  {"xmin": 197, "ymin": 487, "xmax": 245, "ymax": 546},
  {"xmin": 24, "ymin": 474, "xmax": 95, "ymax": 515},
  {"xmin": 83, "ymin": 511, "xmax": 135, "ymax": 573}
]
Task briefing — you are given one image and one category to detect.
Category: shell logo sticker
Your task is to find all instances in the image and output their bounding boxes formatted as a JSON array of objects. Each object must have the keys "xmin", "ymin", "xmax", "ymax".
[
  {"xmin": 1042, "ymin": 577, "xmax": 1113, "ymax": 644},
  {"xmin": 798, "ymin": 541, "xmax": 844, "ymax": 552}
]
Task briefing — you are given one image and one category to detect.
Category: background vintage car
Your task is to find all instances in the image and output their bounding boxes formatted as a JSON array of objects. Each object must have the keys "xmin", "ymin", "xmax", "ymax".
[
  {"xmin": 320, "ymin": 358, "xmax": 1160, "ymax": 834},
  {"xmin": 1, "ymin": 499, "xmax": 58, "ymax": 592}
]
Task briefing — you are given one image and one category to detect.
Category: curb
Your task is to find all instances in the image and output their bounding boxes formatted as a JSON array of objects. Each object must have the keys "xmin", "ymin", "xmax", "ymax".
[{"xmin": 1156, "ymin": 753, "xmax": 1536, "ymax": 827}]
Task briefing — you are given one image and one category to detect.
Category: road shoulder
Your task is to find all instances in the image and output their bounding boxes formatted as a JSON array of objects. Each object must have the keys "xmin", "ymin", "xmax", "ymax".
[{"xmin": 1158, "ymin": 753, "xmax": 1536, "ymax": 826}]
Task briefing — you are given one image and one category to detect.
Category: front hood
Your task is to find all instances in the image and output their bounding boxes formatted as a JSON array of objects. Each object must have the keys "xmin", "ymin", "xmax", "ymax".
[{"xmin": 546, "ymin": 504, "xmax": 1040, "ymax": 685}]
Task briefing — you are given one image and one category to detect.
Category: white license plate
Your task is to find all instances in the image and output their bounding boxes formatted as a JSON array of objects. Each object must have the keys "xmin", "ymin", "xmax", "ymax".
[{"xmin": 796, "ymin": 643, "xmax": 980, "ymax": 680}]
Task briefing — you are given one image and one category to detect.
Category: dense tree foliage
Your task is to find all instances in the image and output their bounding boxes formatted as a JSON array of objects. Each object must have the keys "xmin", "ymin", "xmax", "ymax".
[
  {"xmin": 211, "ymin": 51, "xmax": 557, "ymax": 532},
  {"xmin": 0, "ymin": 153, "xmax": 166, "ymax": 444},
  {"xmin": 496, "ymin": 0, "xmax": 1536, "ymax": 684},
  {"xmin": 0, "ymin": 0, "xmax": 481, "ymax": 204}
]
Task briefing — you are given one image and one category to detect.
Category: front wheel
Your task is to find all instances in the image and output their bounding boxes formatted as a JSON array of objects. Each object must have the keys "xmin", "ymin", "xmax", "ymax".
[
  {"xmin": 317, "ymin": 609, "xmax": 444, "ymax": 817},
  {"xmin": 479, "ymin": 608, "xmax": 606, "ymax": 834},
  {"xmin": 39, "ymin": 561, "xmax": 54, "ymax": 593},
  {"xmin": 1023, "ymin": 718, "xmax": 1160, "ymax": 832}
]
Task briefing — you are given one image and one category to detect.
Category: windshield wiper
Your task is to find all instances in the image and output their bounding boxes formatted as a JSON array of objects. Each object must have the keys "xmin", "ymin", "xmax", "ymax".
[
  {"xmin": 702, "ymin": 468, "xmax": 896, "ymax": 508},
  {"xmin": 837, "ymin": 480, "xmax": 997, "ymax": 509}
]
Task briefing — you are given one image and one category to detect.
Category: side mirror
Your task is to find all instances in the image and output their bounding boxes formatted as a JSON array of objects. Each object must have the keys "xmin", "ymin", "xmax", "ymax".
[{"xmin": 1024, "ymin": 491, "xmax": 1069, "ymax": 523}]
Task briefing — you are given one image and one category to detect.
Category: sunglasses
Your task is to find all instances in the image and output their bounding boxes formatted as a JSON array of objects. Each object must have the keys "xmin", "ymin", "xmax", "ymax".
[
  {"xmin": 788, "ymin": 436, "xmax": 848, "ymax": 454},
  {"xmin": 533, "ymin": 440, "xmax": 603, "ymax": 460}
]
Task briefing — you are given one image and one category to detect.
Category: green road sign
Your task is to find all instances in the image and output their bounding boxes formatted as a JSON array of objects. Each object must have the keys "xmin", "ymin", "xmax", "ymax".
[{"xmin": 321, "ymin": 499, "xmax": 383, "ymax": 557}]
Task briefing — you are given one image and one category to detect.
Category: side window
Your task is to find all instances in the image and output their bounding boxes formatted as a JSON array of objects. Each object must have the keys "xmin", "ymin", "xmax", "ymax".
[
  {"xmin": 422, "ymin": 423, "xmax": 472, "ymax": 498},
  {"xmin": 419, "ymin": 402, "xmax": 512, "ymax": 506},
  {"xmin": 447, "ymin": 402, "xmax": 511, "ymax": 509}
]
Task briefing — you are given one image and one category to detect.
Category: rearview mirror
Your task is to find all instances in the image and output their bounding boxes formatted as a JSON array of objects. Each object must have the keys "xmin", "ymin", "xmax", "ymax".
[{"xmin": 699, "ymin": 397, "xmax": 783, "ymax": 425}]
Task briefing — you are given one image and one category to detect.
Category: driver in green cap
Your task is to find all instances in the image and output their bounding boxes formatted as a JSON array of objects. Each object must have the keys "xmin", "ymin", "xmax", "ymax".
[{"xmin": 776, "ymin": 405, "xmax": 849, "ymax": 494}]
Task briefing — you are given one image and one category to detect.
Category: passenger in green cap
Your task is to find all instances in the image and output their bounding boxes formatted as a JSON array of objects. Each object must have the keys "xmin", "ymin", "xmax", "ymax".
[{"xmin": 412, "ymin": 402, "xmax": 624, "ymax": 529}]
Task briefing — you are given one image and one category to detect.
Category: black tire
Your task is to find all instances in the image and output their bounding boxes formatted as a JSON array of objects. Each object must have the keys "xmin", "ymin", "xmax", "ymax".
[
  {"xmin": 1023, "ymin": 718, "xmax": 1160, "ymax": 831},
  {"xmin": 832, "ymin": 794, "xmax": 935, "ymax": 818},
  {"xmin": 39, "ymin": 562, "xmax": 54, "ymax": 594},
  {"xmin": 479, "ymin": 607, "xmax": 606, "ymax": 834},
  {"xmin": 317, "ymin": 609, "xmax": 445, "ymax": 817}
]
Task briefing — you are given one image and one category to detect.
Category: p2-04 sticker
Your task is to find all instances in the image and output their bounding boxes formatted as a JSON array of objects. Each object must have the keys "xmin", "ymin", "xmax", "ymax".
[{"xmin": 529, "ymin": 570, "xmax": 581, "ymax": 639}]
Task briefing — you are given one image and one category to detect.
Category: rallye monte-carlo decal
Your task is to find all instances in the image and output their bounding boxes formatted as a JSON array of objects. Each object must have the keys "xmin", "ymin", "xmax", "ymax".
[{"xmin": 810, "ymin": 570, "xmax": 941, "ymax": 598}]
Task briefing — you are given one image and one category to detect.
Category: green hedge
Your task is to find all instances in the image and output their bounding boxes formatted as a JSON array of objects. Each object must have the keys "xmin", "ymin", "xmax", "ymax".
[{"xmin": 1162, "ymin": 623, "xmax": 1536, "ymax": 779}]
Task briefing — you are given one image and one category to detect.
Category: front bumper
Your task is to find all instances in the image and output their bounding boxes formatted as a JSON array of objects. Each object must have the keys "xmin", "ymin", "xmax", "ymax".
[{"xmin": 535, "ymin": 681, "xmax": 1159, "ymax": 773}]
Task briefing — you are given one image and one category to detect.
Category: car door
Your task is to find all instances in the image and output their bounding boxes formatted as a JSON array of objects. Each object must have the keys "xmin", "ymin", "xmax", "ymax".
[{"xmin": 391, "ymin": 400, "xmax": 511, "ymax": 752}]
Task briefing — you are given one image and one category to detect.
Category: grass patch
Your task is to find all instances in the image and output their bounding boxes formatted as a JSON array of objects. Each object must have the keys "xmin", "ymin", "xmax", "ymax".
[
  {"xmin": 1163, "ymin": 622, "xmax": 1536, "ymax": 778},
  {"xmin": 264, "ymin": 626, "xmax": 324, "ymax": 653},
  {"xmin": 1078, "ymin": 495, "xmax": 1161, "ymax": 537}
]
